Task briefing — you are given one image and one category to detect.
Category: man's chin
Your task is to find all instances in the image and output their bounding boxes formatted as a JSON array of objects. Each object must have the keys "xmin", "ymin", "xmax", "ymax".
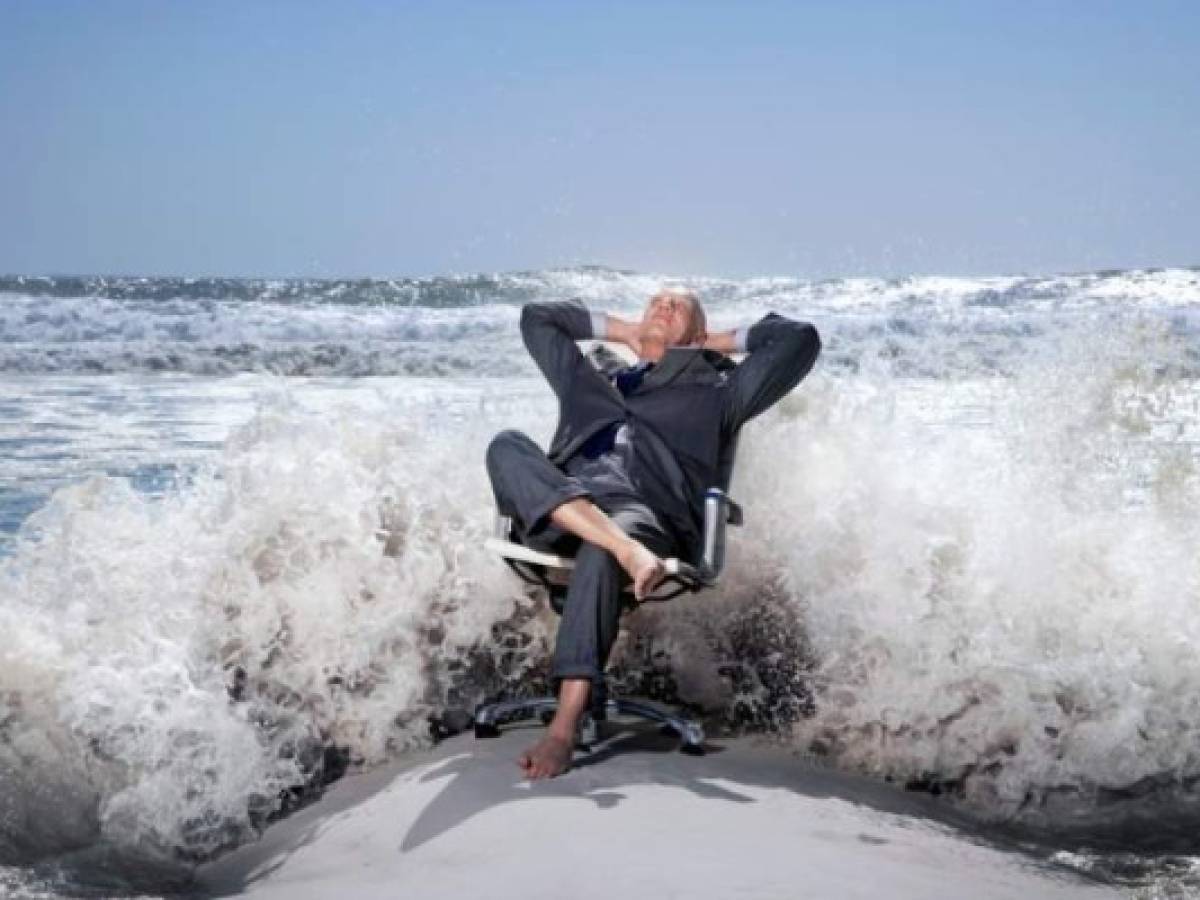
[{"xmin": 640, "ymin": 324, "xmax": 669, "ymax": 344}]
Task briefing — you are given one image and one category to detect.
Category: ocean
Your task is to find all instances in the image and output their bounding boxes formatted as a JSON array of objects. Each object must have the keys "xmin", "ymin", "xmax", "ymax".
[{"xmin": 2, "ymin": 266, "xmax": 1199, "ymax": 898}]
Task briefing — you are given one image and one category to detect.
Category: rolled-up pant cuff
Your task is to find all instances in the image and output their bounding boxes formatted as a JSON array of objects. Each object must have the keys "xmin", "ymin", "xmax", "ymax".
[
  {"xmin": 486, "ymin": 429, "xmax": 592, "ymax": 539},
  {"xmin": 524, "ymin": 484, "xmax": 592, "ymax": 538},
  {"xmin": 551, "ymin": 664, "xmax": 604, "ymax": 686}
]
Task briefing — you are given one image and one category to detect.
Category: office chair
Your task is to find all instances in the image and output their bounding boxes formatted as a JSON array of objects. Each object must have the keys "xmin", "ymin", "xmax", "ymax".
[{"xmin": 474, "ymin": 479, "xmax": 743, "ymax": 755}]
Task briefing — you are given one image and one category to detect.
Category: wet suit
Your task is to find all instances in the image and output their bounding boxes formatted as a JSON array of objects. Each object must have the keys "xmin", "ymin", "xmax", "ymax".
[{"xmin": 486, "ymin": 300, "xmax": 820, "ymax": 688}]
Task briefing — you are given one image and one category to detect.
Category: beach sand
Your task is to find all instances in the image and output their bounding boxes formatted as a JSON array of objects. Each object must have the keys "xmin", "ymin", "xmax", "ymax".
[{"xmin": 195, "ymin": 721, "xmax": 1118, "ymax": 899}]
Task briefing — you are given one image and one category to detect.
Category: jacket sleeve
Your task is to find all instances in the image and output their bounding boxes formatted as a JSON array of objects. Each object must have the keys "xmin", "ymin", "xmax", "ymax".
[
  {"xmin": 722, "ymin": 314, "xmax": 821, "ymax": 432},
  {"xmin": 519, "ymin": 299, "xmax": 606, "ymax": 402}
]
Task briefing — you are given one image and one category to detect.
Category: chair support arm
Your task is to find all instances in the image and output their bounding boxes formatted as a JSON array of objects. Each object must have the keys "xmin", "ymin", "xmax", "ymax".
[{"xmin": 699, "ymin": 487, "xmax": 742, "ymax": 582}]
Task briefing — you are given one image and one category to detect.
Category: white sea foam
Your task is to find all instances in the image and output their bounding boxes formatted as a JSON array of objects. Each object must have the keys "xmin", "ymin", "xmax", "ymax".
[
  {"xmin": 702, "ymin": 320, "xmax": 1200, "ymax": 827},
  {"xmin": 0, "ymin": 385, "xmax": 551, "ymax": 859}
]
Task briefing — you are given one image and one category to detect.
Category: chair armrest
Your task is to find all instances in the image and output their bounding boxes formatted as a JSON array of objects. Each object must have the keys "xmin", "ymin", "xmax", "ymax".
[
  {"xmin": 699, "ymin": 487, "xmax": 743, "ymax": 582},
  {"xmin": 489, "ymin": 502, "xmax": 743, "ymax": 601}
]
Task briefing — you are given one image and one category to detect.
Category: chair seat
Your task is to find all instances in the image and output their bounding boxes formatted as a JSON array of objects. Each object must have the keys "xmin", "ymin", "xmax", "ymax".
[{"xmin": 484, "ymin": 536, "xmax": 704, "ymax": 601}]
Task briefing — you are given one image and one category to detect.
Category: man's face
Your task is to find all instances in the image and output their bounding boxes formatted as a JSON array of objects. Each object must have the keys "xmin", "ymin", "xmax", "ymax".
[{"xmin": 641, "ymin": 291, "xmax": 702, "ymax": 346}]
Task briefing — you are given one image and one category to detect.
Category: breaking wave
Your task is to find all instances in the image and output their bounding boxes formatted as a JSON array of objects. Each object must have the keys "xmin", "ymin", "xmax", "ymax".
[{"xmin": 3, "ymin": 264, "xmax": 1200, "ymax": 893}]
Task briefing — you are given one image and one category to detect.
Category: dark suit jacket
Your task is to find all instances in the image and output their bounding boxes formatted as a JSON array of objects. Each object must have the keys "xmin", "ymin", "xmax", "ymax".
[{"xmin": 520, "ymin": 299, "xmax": 821, "ymax": 558}]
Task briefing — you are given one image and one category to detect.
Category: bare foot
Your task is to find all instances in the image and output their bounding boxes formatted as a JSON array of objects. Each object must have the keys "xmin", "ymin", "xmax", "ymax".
[
  {"xmin": 517, "ymin": 733, "xmax": 574, "ymax": 779},
  {"xmin": 617, "ymin": 540, "xmax": 666, "ymax": 600}
]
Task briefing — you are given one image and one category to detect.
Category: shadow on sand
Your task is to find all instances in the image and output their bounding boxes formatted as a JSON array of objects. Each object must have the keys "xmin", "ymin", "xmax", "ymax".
[{"xmin": 195, "ymin": 719, "xmax": 1102, "ymax": 897}]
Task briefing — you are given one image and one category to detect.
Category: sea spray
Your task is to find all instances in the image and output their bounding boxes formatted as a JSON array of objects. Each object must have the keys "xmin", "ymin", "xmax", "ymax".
[
  {"xmin": 722, "ymin": 321, "xmax": 1200, "ymax": 839},
  {"xmin": 0, "ymin": 392, "xmax": 527, "ymax": 863},
  {"xmin": 3, "ymin": 265, "xmax": 1200, "ymax": 891}
]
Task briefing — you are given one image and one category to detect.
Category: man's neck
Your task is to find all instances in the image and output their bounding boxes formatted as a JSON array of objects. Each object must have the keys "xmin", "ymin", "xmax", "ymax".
[{"xmin": 638, "ymin": 337, "xmax": 667, "ymax": 363}]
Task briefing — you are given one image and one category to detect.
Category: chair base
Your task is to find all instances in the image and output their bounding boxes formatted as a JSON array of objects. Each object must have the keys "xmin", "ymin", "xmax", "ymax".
[{"xmin": 473, "ymin": 693, "xmax": 705, "ymax": 753}]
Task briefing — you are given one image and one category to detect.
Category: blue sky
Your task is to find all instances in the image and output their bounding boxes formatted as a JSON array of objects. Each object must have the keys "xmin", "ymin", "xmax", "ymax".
[{"xmin": 1, "ymin": 1, "xmax": 1197, "ymax": 278}]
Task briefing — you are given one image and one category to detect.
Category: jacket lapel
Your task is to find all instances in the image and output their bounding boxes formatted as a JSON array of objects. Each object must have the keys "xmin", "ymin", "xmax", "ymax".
[
  {"xmin": 587, "ymin": 346, "xmax": 734, "ymax": 397},
  {"xmin": 636, "ymin": 348, "xmax": 731, "ymax": 394}
]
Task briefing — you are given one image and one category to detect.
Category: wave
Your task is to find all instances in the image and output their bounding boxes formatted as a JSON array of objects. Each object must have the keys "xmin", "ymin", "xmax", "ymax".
[
  {"xmin": 3, "ymin": 266, "xmax": 1200, "ymax": 376},
  {"xmin": 742, "ymin": 325, "xmax": 1200, "ymax": 844},
  {"xmin": 0, "ymin": 268, "xmax": 656, "ymax": 308},
  {"xmin": 0, "ymin": 341, "xmax": 530, "ymax": 377},
  {"xmin": 3, "ymin": 314, "xmax": 1200, "ymax": 883},
  {"xmin": 4, "ymin": 268, "xmax": 1200, "ymax": 898},
  {"xmin": 3, "ymin": 265, "xmax": 1199, "ymax": 312},
  {"xmin": 0, "ymin": 398, "xmax": 520, "ymax": 869}
]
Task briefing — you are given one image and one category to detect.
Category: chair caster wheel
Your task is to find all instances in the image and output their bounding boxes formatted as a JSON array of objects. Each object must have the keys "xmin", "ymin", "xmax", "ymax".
[
  {"xmin": 474, "ymin": 722, "xmax": 501, "ymax": 739},
  {"xmin": 680, "ymin": 743, "xmax": 706, "ymax": 756},
  {"xmin": 659, "ymin": 723, "xmax": 680, "ymax": 738}
]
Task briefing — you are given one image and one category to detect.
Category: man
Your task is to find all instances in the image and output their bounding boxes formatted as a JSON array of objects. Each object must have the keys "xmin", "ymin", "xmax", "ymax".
[{"xmin": 486, "ymin": 288, "xmax": 820, "ymax": 779}]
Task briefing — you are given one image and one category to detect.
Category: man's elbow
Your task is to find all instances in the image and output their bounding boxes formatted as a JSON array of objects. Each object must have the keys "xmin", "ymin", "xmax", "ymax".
[
  {"xmin": 780, "ymin": 319, "xmax": 820, "ymax": 358},
  {"xmin": 519, "ymin": 301, "xmax": 551, "ymax": 342},
  {"xmin": 752, "ymin": 314, "xmax": 819, "ymax": 353},
  {"xmin": 519, "ymin": 302, "xmax": 542, "ymax": 329},
  {"xmin": 783, "ymin": 322, "xmax": 821, "ymax": 384},
  {"xmin": 806, "ymin": 323, "xmax": 822, "ymax": 363},
  {"xmin": 794, "ymin": 322, "xmax": 821, "ymax": 355}
]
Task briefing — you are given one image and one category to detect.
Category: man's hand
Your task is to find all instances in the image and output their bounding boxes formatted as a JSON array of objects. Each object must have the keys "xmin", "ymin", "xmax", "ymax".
[
  {"xmin": 606, "ymin": 316, "xmax": 645, "ymax": 357},
  {"xmin": 702, "ymin": 329, "xmax": 739, "ymax": 354}
]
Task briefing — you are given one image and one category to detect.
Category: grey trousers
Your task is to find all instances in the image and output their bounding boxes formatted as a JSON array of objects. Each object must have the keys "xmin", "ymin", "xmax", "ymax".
[{"xmin": 485, "ymin": 429, "xmax": 680, "ymax": 688}]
